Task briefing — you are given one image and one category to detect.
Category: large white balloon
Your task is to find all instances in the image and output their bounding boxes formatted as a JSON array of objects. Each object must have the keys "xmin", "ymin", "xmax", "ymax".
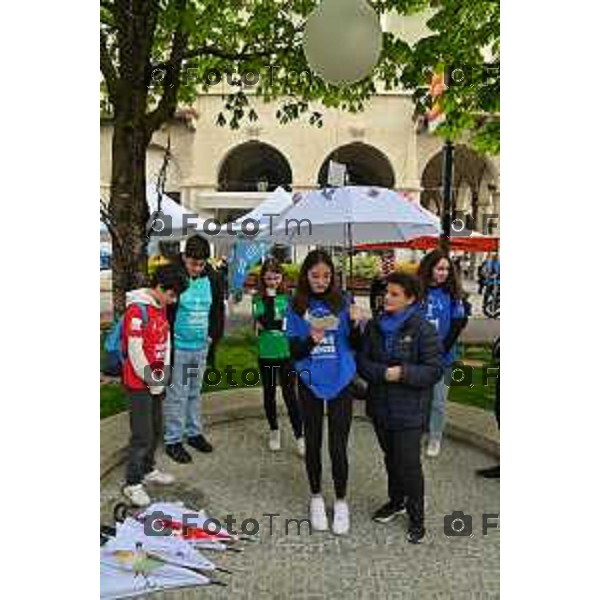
[{"xmin": 303, "ymin": 0, "xmax": 383, "ymax": 86}]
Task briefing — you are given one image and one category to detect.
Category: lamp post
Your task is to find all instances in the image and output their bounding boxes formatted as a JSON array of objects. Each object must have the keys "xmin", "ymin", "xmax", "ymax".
[{"xmin": 441, "ymin": 139, "xmax": 454, "ymax": 252}]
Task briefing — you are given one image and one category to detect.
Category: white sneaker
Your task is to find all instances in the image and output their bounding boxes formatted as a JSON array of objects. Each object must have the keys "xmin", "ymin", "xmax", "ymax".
[
  {"xmin": 426, "ymin": 438, "xmax": 441, "ymax": 457},
  {"xmin": 123, "ymin": 484, "xmax": 151, "ymax": 507},
  {"xmin": 269, "ymin": 429, "xmax": 281, "ymax": 451},
  {"xmin": 296, "ymin": 437, "xmax": 306, "ymax": 457},
  {"xmin": 332, "ymin": 499, "xmax": 350, "ymax": 535},
  {"xmin": 143, "ymin": 469, "xmax": 175, "ymax": 486},
  {"xmin": 309, "ymin": 495, "xmax": 328, "ymax": 531}
]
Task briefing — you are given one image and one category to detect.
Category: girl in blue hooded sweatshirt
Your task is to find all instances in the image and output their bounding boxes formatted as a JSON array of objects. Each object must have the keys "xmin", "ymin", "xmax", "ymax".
[
  {"xmin": 418, "ymin": 250, "xmax": 469, "ymax": 457},
  {"xmin": 285, "ymin": 250, "xmax": 362, "ymax": 535}
]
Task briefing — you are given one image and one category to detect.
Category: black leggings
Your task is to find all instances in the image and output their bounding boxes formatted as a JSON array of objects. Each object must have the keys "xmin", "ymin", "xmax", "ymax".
[
  {"xmin": 258, "ymin": 359, "xmax": 303, "ymax": 438},
  {"xmin": 373, "ymin": 424, "xmax": 424, "ymax": 528},
  {"xmin": 298, "ymin": 381, "xmax": 353, "ymax": 499}
]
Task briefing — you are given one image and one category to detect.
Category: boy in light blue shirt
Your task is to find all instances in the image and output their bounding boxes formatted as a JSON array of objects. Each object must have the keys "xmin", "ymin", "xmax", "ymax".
[{"xmin": 163, "ymin": 235, "xmax": 223, "ymax": 464}]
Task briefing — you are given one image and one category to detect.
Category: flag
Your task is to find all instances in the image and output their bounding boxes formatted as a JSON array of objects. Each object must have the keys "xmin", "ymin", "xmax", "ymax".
[
  {"xmin": 426, "ymin": 71, "xmax": 447, "ymax": 131},
  {"xmin": 229, "ymin": 237, "xmax": 268, "ymax": 297}
]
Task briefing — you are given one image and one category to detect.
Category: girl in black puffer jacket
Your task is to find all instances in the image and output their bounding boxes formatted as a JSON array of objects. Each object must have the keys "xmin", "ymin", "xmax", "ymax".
[{"xmin": 358, "ymin": 272, "xmax": 442, "ymax": 544}]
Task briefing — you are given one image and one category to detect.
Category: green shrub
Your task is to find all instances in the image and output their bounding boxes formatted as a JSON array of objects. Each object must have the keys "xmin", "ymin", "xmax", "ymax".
[
  {"xmin": 282, "ymin": 263, "xmax": 300, "ymax": 280},
  {"xmin": 334, "ymin": 254, "xmax": 380, "ymax": 279}
]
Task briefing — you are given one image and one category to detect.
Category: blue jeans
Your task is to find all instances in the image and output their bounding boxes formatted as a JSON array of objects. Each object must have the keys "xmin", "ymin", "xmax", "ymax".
[
  {"xmin": 164, "ymin": 348, "xmax": 208, "ymax": 445},
  {"xmin": 429, "ymin": 368, "xmax": 451, "ymax": 441}
]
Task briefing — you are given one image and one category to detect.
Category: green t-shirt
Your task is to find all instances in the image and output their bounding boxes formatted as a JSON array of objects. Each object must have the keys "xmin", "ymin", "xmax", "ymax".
[{"xmin": 252, "ymin": 293, "xmax": 291, "ymax": 360}]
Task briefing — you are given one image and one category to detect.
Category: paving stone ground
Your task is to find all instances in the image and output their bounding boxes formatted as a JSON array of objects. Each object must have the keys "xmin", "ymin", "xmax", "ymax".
[{"xmin": 101, "ymin": 415, "xmax": 499, "ymax": 599}]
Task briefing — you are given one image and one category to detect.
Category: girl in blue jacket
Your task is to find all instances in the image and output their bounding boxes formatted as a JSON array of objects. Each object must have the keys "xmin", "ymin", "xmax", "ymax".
[
  {"xmin": 418, "ymin": 250, "xmax": 469, "ymax": 457},
  {"xmin": 285, "ymin": 250, "xmax": 362, "ymax": 535}
]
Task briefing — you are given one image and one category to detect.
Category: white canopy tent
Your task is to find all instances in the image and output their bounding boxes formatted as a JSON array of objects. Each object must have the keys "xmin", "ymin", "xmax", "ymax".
[
  {"xmin": 101, "ymin": 187, "xmax": 210, "ymax": 256},
  {"xmin": 208, "ymin": 186, "xmax": 293, "ymax": 244}
]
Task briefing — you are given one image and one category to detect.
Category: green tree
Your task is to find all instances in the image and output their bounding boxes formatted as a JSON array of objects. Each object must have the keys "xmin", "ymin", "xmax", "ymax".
[
  {"xmin": 402, "ymin": 0, "xmax": 500, "ymax": 154},
  {"xmin": 100, "ymin": 0, "xmax": 498, "ymax": 313}
]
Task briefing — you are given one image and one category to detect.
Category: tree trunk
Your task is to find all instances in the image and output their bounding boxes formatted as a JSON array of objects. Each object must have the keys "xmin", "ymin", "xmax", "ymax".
[
  {"xmin": 104, "ymin": 0, "xmax": 187, "ymax": 315},
  {"xmin": 106, "ymin": 0, "xmax": 160, "ymax": 316},
  {"xmin": 109, "ymin": 116, "xmax": 151, "ymax": 316}
]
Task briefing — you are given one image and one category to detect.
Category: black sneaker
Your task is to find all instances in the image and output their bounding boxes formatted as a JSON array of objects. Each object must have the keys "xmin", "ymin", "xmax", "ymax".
[
  {"xmin": 407, "ymin": 525, "xmax": 426, "ymax": 544},
  {"xmin": 165, "ymin": 442, "xmax": 192, "ymax": 464},
  {"xmin": 476, "ymin": 465, "xmax": 500, "ymax": 479},
  {"xmin": 187, "ymin": 434, "xmax": 213, "ymax": 453},
  {"xmin": 372, "ymin": 501, "xmax": 406, "ymax": 524}
]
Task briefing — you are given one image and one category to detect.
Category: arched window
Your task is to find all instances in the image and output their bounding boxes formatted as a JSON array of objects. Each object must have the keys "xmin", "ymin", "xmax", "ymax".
[
  {"xmin": 218, "ymin": 141, "xmax": 292, "ymax": 192},
  {"xmin": 420, "ymin": 145, "xmax": 498, "ymax": 231},
  {"xmin": 317, "ymin": 142, "xmax": 395, "ymax": 188}
]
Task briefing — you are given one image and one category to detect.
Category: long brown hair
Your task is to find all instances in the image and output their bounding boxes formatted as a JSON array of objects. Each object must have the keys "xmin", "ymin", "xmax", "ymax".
[
  {"xmin": 258, "ymin": 258, "xmax": 286, "ymax": 297},
  {"xmin": 418, "ymin": 249, "xmax": 464, "ymax": 301},
  {"xmin": 291, "ymin": 249, "xmax": 344, "ymax": 315}
]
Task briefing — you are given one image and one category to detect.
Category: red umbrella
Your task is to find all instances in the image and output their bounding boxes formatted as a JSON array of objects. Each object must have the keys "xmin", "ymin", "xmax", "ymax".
[{"xmin": 357, "ymin": 232, "xmax": 499, "ymax": 253}]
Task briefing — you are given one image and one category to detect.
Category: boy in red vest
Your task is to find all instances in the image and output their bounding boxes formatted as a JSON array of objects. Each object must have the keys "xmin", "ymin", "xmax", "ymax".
[{"xmin": 122, "ymin": 264, "xmax": 188, "ymax": 507}]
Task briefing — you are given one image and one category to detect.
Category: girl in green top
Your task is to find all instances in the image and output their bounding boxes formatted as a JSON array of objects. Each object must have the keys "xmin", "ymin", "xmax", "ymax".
[{"xmin": 252, "ymin": 259, "xmax": 304, "ymax": 455}]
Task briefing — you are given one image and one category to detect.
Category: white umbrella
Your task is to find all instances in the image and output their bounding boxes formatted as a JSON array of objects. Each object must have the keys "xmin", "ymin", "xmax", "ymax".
[
  {"xmin": 261, "ymin": 186, "xmax": 440, "ymax": 246},
  {"xmin": 257, "ymin": 186, "xmax": 440, "ymax": 290}
]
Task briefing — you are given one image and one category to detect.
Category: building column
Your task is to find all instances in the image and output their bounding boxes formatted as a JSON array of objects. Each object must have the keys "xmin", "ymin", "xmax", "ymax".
[{"xmin": 401, "ymin": 130, "xmax": 422, "ymax": 201}]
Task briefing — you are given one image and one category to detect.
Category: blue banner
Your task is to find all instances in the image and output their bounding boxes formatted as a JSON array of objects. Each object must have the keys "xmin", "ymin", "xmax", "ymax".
[{"xmin": 229, "ymin": 238, "xmax": 268, "ymax": 298}]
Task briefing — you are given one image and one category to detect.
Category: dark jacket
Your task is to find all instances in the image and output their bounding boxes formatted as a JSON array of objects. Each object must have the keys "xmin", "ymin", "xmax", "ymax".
[
  {"xmin": 166, "ymin": 258, "xmax": 225, "ymax": 360},
  {"xmin": 358, "ymin": 311, "xmax": 443, "ymax": 430}
]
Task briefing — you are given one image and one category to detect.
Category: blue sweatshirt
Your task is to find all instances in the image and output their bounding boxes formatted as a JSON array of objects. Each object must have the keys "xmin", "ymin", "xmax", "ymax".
[
  {"xmin": 421, "ymin": 286, "xmax": 464, "ymax": 367},
  {"xmin": 285, "ymin": 297, "xmax": 356, "ymax": 401}
]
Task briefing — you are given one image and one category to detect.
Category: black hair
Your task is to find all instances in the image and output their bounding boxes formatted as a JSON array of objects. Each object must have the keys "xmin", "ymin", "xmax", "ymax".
[
  {"xmin": 151, "ymin": 263, "xmax": 188, "ymax": 295},
  {"xmin": 291, "ymin": 249, "xmax": 344, "ymax": 315},
  {"xmin": 417, "ymin": 249, "xmax": 464, "ymax": 301},
  {"xmin": 184, "ymin": 234, "xmax": 210, "ymax": 260},
  {"xmin": 385, "ymin": 271, "xmax": 421, "ymax": 300}
]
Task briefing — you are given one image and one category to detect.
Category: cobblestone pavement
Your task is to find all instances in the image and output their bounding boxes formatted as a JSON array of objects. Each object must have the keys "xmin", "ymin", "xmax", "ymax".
[{"xmin": 101, "ymin": 416, "xmax": 500, "ymax": 599}]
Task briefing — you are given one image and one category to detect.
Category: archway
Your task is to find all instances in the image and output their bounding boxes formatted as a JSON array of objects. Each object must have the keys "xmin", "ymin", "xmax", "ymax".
[
  {"xmin": 218, "ymin": 141, "xmax": 292, "ymax": 192},
  {"xmin": 317, "ymin": 142, "xmax": 395, "ymax": 188},
  {"xmin": 420, "ymin": 145, "xmax": 498, "ymax": 232}
]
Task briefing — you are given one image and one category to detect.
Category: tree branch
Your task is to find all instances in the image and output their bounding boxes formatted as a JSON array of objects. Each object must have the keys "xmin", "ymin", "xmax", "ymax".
[
  {"xmin": 100, "ymin": 31, "xmax": 118, "ymax": 104},
  {"xmin": 145, "ymin": 2, "xmax": 189, "ymax": 134}
]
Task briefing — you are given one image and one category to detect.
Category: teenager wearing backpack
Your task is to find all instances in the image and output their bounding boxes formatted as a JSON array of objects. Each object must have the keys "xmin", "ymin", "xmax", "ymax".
[
  {"xmin": 358, "ymin": 272, "xmax": 442, "ymax": 543},
  {"xmin": 163, "ymin": 235, "xmax": 225, "ymax": 464},
  {"xmin": 121, "ymin": 264, "xmax": 188, "ymax": 507}
]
